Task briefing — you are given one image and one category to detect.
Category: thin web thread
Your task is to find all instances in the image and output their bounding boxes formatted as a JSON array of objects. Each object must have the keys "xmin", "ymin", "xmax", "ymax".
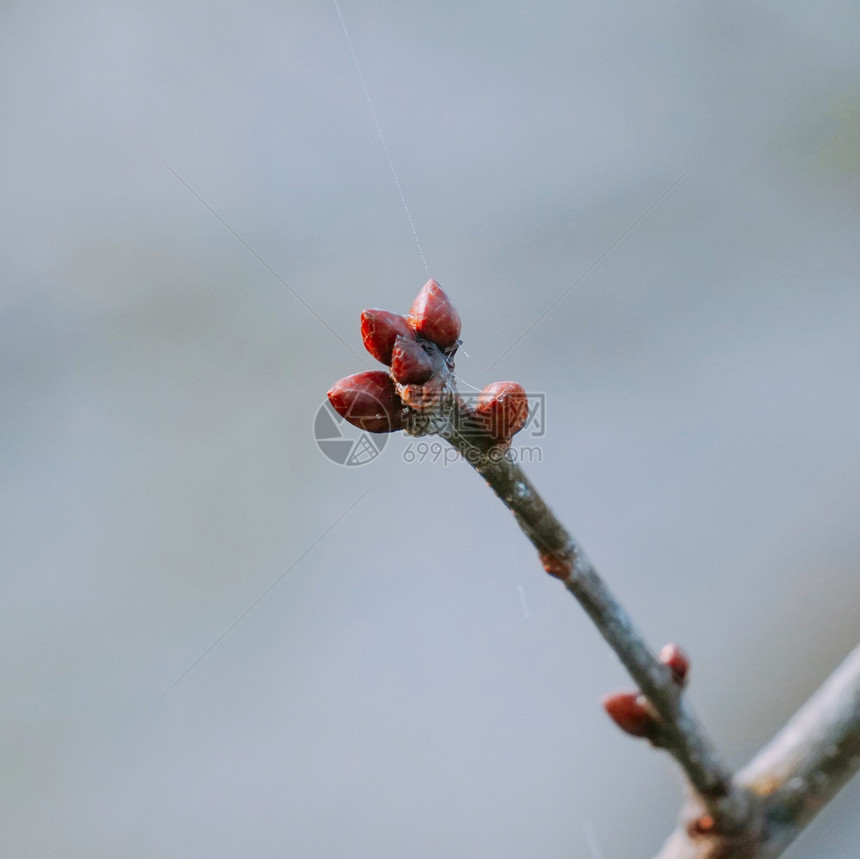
[
  {"xmin": 338, "ymin": 12, "xmax": 695, "ymax": 720},
  {"xmin": 162, "ymin": 161, "xmax": 368, "ymax": 367},
  {"xmin": 334, "ymin": 0, "xmax": 430, "ymax": 275},
  {"xmin": 452, "ymin": 373, "xmax": 483, "ymax": 392}
]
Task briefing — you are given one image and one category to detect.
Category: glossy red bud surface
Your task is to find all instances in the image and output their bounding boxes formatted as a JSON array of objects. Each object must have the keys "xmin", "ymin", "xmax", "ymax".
[
  {"xmin": 360, "ymin": 309, "xmax": 413, "ymax": 365},
  {"xmin": 475, "ymin": 381, "xmax": 529, "ymax": 439},
  {"xmin": 602, "ymin": 692, "xmax": 657, "ymax": 738},
  {"xmin": 327, "ymin": 371, "xmax": 404, "ymax": 433},
  {"xmin": 659, "ymin": 643, "xmax": 690, "ymax": 686},
  {"xmin": 407, "ymin": 279, "xmax": 461, "ymax": 350},
  {"xmin": 390, "ymin": 335, "xmax": 437, "ymax": 385}
]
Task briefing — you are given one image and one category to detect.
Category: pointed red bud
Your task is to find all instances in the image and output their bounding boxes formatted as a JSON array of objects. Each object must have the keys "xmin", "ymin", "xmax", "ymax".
[
  {"xmin": 360, "ymin": 309, "xmax": 414, "ymax": 365},
  {"xmin": 327, "ymin": 371, "xmax": 404, "ymax": 433},
  {"xmin": 475, "ymin": 382, "xmax": 529, "ymax": 439},
  {"xmin": 391, "ymin": 335, "xmax": 438, "ymax": 384},
  {"xmin": 602, "ymin": 692, "xmax": 658, "ymax": 739},
  {"xmin": 660, "ymin": 643, "xmax": 690, "ymax": 686},
  {"xmin": 407, "ymin": 279, "xmax": 461, "ymax": 350}
]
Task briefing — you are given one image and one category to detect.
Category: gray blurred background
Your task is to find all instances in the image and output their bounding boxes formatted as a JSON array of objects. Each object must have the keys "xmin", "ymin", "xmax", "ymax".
[{"xmin": 2, "ymin": 1, "xmax": 859, "ymax": 856}]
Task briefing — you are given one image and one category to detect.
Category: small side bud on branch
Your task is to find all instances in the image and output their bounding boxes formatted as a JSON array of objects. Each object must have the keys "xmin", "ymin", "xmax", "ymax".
[
  {"xmin": 687, "ymin": 814, "xmax": 717, "ymax": 837},
  {"xmin": 660, "ymin": 643, "xmax": 690, "ymax": 687},
  {"xmin": 538, "ymin": 548, "xmax": 573, "ymax": 580},
  {"xmin": 360, "ymin": 309, "xmax": 414, "ymax": 365},
  {"xmin": 407, "ymin": 279, "xmax": 462, "ymax": 352},
  {"xmin": 475, "ymin": 381, "xmax": 529, "ymax": 440},
  {"xmin": 603, "ymin": 692, "xmax": 660, "ymax": 739},
  {"xmin": 327, "ymin": 370, "xmax": 404, "ymax": 433}
]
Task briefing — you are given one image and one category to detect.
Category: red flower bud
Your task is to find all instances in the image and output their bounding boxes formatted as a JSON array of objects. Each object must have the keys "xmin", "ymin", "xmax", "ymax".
[
  {"xmin": 327, "ymin": 371, "xmax": 404, "ymax": 433},
  {"xmin": 360, "ymin": 309, "xmax": 413, "ymax": 365},
  {"xmin": 407, "ymin": 279, "xmax": 461, "ymax": 350},
  {"xmin": 660, "ymin": 643, "xmax": 690, "ymax": 686},
  {"xmin": 602, "ymin": 692, "xmax": 658, "ymax": 739},
  {"xmin": 475, "ymin": 382, "xmax": 529, "ymax": 439},
  {"xmin": 391, "ymin": 335, "xmax": 438, "ymax": 385}
]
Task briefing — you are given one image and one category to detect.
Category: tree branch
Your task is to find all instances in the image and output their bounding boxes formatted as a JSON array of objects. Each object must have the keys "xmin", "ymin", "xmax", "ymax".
[
  {"xmin": 654, "ymin": 644, "xmax": 860, "ymax": 858},
  {"xmin": 736, "ymin": 643, "xmax": 860, "ymax": 854},
  {"xmin": 438, "ymin": 395, "xmax": 749, "ymax": 831},
  {"xmin": 328, "ymin": 281, "xmax": 859, "ymax": 855}
]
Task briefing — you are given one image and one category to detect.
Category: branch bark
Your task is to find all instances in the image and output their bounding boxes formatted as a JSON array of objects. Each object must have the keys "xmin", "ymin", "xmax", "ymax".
[
  {"xmin": 329, "ymin": 283, "xmax": 860, "ymax": 856},
  {"xmin": 737, "ymin": 643, "xmax": 860, "ymax": 854},
  {"xmin": 439, "ymin": 394, "xmax": 860, "ymax": 854},
  {"xmin": 437, "ymin": 396, "xmax": 750, "ymax": 832},
  {"xmin": 654, "ymin": 644, "xmax": 860, "ymax": 857}
]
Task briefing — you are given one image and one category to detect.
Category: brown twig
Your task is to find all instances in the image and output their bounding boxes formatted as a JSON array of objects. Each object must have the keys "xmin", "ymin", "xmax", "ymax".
[
  {"xmin": 654, "ymin": 644, "xmax": 860, "ymax": 858},
  {"xmin": 327, "ymin": 281, "xmax": 859, "ymax": 855},
  {"xmin": 443, "ymin": 395, "xmax": 860, "ymax": 856},
  {"xmin": 736, "ymin": 643, "xmax": 860, "ymax": 853},
  {"xmin": 437, "ymin": 394, "xmax": 750, "ymax": 832}
]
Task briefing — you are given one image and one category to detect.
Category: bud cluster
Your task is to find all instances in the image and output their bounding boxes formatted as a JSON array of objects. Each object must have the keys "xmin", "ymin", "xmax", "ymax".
[{"xmin": 327, "ymin": 279, "xmax": 531, "ymax": 447}]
